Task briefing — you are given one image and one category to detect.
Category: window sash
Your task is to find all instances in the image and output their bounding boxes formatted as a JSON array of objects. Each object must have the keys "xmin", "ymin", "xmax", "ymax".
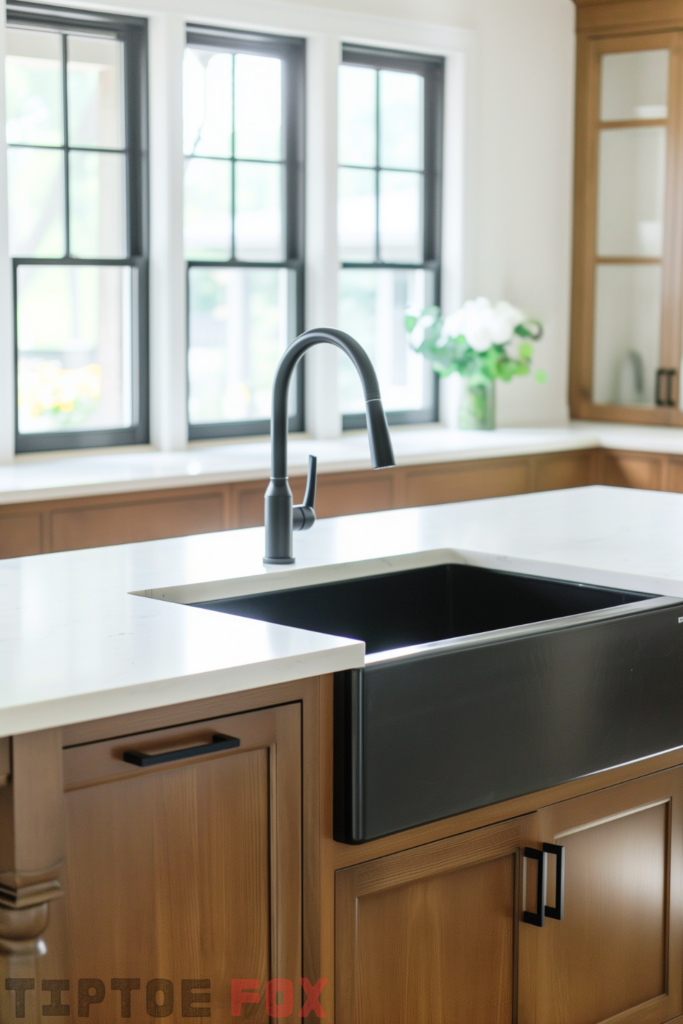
[
  {"xmin": 339, "ymin": 43, "xmax": 444, "ymax": 428},
  {"xmin": 184, "ymin": 26, "xmax": 305, "ymax": 440},
  {"xmin": 7, "ymin": 1, "xmax": 149, "ymax": 453}
]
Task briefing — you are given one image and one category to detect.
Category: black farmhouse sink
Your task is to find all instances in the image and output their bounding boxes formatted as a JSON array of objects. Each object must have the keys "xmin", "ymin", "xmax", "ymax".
[{"xmin": 195, "ymin": 563, "xmax": 683, "ymax": 843}]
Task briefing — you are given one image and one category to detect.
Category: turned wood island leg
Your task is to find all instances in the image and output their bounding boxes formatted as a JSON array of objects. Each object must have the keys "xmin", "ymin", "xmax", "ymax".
[{"xmin": 0, "ymin": 731, "xmax": 64, "ymax": 1023}]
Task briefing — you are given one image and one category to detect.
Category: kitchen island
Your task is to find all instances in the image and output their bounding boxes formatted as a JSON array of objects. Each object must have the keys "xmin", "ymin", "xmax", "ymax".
[{"xmin": 2, "ymin": 484, "xmax": 683, "ymax": 1023}]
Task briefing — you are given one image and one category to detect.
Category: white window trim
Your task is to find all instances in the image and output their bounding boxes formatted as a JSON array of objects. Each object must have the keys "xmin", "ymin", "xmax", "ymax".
[{"xmin": 0, "ymin": 0, "xmax": 476, "ymax": 461}]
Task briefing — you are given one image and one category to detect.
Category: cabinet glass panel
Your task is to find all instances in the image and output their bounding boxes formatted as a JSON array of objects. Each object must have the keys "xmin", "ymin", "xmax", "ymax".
[
  {"xmin": 592, "ymin": 263, "xmax": 661, "ymax": 406},
  {"xmin": 600, "ymin": 50, "xmax": 669, "ymax": 121},
  {"xmin": 597, "ymin": 126, "xmax": 666, "ymax": 257}
]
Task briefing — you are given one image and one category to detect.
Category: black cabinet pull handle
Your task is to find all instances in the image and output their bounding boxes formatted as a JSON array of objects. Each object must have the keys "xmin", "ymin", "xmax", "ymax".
[
  {"xmin": 523, "ymin": 847, "xmax": 547, "ymax": 927},
  {"xmin": 656, "ymin": 368, "xmax": 677, "ymax": 407},
  {"xmin": 123, "ymin": 733, "xmax": 240, "ymax": 767},
  {"xmin": 543, "ymin": 842, "xmax": 565, "ymax": 920}
]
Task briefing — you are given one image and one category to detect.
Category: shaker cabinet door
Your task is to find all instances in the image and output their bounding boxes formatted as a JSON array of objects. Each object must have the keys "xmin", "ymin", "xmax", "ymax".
[
  {"xmin": 35, "ymin": 705, "xmax": 301, "ymax": 1024},
  {"xmin": 520, "ymin": 766, "xmax": 683, "ymax": 1024},
  {"xmin": 335, "ymin": 814, "xmax": 538, "ymax": 1024}
]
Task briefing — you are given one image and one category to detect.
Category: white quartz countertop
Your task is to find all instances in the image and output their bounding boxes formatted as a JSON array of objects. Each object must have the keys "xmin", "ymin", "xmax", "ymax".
[
  {"xmin": 3, "ymin": 484, "xmax": 683, "ymax": 738},
  {"xmin": 2, "ymin": 421, "xmax": 683, "ymax": 505}
]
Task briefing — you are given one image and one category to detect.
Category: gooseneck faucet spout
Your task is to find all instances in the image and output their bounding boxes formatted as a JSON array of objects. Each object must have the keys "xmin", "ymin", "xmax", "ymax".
[{"xmin": 264, "ymin": 328, "xmax": 395, "ymax": 564}]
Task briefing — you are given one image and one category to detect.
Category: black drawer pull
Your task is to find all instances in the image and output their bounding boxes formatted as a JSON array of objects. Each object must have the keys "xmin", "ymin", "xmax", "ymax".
[
  {"xmin": 123, "ymin": 733, "xmax": 240, "ymax": 767},
  {"xmin": 656, "ymin": 368, "xmax": 677, "ymax": 407},
  {"xmin": 523, "ymin": 846, "xmax": 547, "ymax": 927},
  {"xmin": 543, "ymin": 842, "xmax": 565, "ymax": 920}
]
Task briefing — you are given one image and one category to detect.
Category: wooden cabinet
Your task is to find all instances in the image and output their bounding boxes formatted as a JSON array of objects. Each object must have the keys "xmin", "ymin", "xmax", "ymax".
[
  {"xmin": 571, "ymin": 1, "xmax": 683, "ymax": 426},
  {"xmin": 19, "ymin": 705, "xmax": 301, "ymax": 1024},
  {"xmin": 50, "ymin": 491, "xmax": 226, "ymax": 551},
  {"xmin": 0, "ymin": 448, "xmax": 598, "ymax": 557},
  {"xmin": 4, "ymin": 679, "xmax": 683, "ymax": 1024},
  {"xmin": 403, "ymin": 455, "xmax": 532, "ymax": 507},
  {"xmin": 335, "ymin": 815, "xmax": 538, "ymax": 1024},
  {"xmin": 336, "ymin": 765, "xmax": 683, "ymax": 1024}
]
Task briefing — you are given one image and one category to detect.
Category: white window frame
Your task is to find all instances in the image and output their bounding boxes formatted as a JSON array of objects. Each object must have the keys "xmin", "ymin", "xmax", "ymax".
[{"xmin": 0, "ymin": 0, "xmax": 475, "ymax": 460}]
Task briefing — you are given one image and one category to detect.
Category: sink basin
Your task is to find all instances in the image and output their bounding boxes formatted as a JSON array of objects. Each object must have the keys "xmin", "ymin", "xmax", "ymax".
[{"xmin": 195, "ymin": 563, "xmax": 683, "ymax": 843}]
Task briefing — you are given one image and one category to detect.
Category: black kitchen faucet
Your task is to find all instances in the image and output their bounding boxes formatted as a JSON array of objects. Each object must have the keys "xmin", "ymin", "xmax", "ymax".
[{"xmin": 264, "ymin": 328, "xmax": 395, "ymax": 564}]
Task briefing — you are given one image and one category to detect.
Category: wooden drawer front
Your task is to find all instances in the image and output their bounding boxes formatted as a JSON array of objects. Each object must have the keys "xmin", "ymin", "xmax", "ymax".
[
  {"xmin": 316, "ymin": 472, "xmax": 394, "ymax": 518},
  {"xmin": 534, "ymin": 450, "xmax": 594, "ymax": 492},
  {"xmin": 50, "ymin": 493, "xmax": 224, "ymax": 551},
  {"xmin": 601, "ymin": 451, "xmax": 664, "ymax": 491},
  {"xmin": 233, "ymin": 471, "xmax": 396, "ymax": 528},
  {"xmin": 666, "ymin": 455, "xmax": 683, "ymax": 492},
  {"xmin": 0, "ymin": 511, "xmax": 42, "ymax": 557},
  {"xmin": 404, "ymin": 457, "xmax": 531, "ymax": 507},
  {"xmin": 33, "ymin": 705, "xmax": 302, "ymax": 1023},
  {"xmin": 232, "ymin": 482, "xmax": 266, "ymax": 528}
]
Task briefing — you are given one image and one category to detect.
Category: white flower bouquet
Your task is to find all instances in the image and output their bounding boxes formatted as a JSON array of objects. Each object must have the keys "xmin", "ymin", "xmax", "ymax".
[{"xmin": 405, "ymin": 297, "xmax": 544, "ymax": 383}]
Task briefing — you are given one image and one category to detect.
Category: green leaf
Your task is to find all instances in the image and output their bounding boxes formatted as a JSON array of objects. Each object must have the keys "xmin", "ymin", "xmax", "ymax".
[{"xmin": 535, "ymin": 368, "xmax": 548, "ymax": 383}]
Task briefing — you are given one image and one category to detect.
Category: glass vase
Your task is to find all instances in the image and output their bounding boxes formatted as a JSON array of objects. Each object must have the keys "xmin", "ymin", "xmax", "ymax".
[{"xmin": 459, "ymin": 375, "xmax": 495, "ymax": 430}]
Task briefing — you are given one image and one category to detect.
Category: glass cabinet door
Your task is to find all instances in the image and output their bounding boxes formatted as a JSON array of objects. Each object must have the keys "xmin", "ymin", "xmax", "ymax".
[{"xmin": 571, "ymin": 31, "xmax": 683, "ymax": 423}]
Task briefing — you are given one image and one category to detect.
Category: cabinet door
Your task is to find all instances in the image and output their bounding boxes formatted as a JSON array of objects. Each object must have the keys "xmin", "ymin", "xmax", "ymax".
[
  {"xmin": 335, "ymin": 814, "xmax": 538, "ymax": 1024},
  {"xmin": 521, "ymin": 766, "xmax": 683, "ymax": 1024},
  {"xmin": 38, "ymin": 705, "xmax": 301, "ymax": 1024},
  {"xmin": 571, "ymin": 29, "xmax": 683, "ymax": 425}
]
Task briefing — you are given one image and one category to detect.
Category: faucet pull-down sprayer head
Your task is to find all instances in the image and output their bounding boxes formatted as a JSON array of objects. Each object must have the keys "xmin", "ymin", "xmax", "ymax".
[{"xmin": 264, "ymin": 328, "xmax": 395, "ymax": 565}]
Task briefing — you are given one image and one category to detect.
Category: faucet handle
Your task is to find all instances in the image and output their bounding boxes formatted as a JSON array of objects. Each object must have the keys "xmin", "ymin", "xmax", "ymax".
[
  {"xmin": 303, "ymin": 454, "xmax": 317, "ymax": 509},
  {"xmin": 293, "ymin": 455, "xmax": 317, "ymax": 532}
]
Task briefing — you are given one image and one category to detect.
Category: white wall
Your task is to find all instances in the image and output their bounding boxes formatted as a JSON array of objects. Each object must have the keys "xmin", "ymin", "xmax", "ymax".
[{"xmin": 473, "ymin": 0, "xmax": 576, "ymax": 427}]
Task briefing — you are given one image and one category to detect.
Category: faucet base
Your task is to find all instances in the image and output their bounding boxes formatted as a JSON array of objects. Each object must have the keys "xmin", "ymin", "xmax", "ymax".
[{"xmin": 263, "ymin": 556, "xmax": 295, "ymax": 565}]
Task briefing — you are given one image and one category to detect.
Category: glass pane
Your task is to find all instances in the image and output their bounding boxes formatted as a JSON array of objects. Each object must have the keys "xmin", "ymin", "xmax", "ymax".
[
  {"xmin": 601, "ymin": 49, "xmax": 669, "ymax": 121},
  {"xmin": 597, "ymin": 126, "xmax": 666, "ymax": 257},
  {"xmin": 338, "ymin": 267, "xmax": 434, "ymax": 413},
  {"xmin": 592, "ymin": 263, "xmax": 661, "ymax": 406},
  {"xmin": 6, "ymin": 27, "xmax": 63, "ymax": 145},
  {"xmin": 184, "ymin": 157, "xmax": 231, "ymax": 261},
  {"xmin": 67, "ymin": 35, "xmax": 124, "ymax": 149},
  {"xmin": 17, "ymin": 264, "xmax": 134, "ymax": 434},
  {"xmin": 8, "ymin": 147, "xmax": 65, "ymax": 256},
  {"xmin": 338, "ymin": 168, "xmax": 376, "ymax": 262},
  {"xmin": 234, "ymin": 161, "xmax": 282, "ymax": 261},
  {"xmin": 338, "ymin": 64, "xmax": 376, "ymax": 167},
  {"xmin": 183, "ymin": 47, "xmax": 232, "ymax": 158},
  {"xmin": 379, "ymin": 69, "xmax": 423, "ymax": 170},
  {"xmin": 69, "ymin": 151, "xmax": 126, "ymax": 258},
  {"xmin": 379, "ymin": 170, "xmax": 422, "ymax": 263},
  {"xmin": 188, "ymin": 266, "xmax": 293, "ymax": 424},
  {"xmin": 234, "ymin": 54, "xmax": 281, "ymax": 160}
]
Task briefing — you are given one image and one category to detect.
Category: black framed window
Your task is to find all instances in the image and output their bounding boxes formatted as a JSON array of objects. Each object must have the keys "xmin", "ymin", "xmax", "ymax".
[
  {"xmin": 6, "ymin": 1, "xmax": 148, "ymax": 452},
  {"xmin": 338, "ymin": 44, "xmax": 443, "ymax": 427},
  {"xmin": 184, "ymin": 26, "xmax": 304, "ymax": 439}
]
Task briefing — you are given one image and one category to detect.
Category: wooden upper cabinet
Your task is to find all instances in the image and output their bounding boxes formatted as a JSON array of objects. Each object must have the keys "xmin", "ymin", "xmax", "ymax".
[
  {"xmin": 26, "ymin": 705, "xmax": 302, "ymax": 1024},
  {"xmin": 520, "ymin": 766, "xmax": 683, "ymax": 1024},
  {"xmin": 571, "ymin": 8, "xmax": 683, "ymax": 425}
]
